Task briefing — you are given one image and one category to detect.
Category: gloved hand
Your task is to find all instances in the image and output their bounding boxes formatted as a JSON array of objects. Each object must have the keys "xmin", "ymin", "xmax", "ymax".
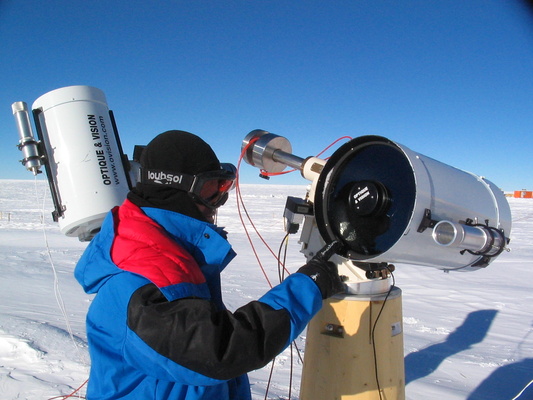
[{"xmin": 297, "ymin": 241, "xmax": 345, "ymax": 299}]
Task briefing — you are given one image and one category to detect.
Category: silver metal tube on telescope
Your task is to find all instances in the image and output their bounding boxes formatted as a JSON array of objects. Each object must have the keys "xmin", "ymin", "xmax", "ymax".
[
  {"xmin": 432, "ymin": 220, "xmax": 506, "ymax": 256},
  {"xmin": 241, "ymin": 129, "xmax": 326, "ymax": 191},
  {"xmin": 271, "ymin": 150, "xmax": 306, "ymax": 170},
  {"xmin": 12, "ymin": 101, "xmax": 43, "ymax": 175}
]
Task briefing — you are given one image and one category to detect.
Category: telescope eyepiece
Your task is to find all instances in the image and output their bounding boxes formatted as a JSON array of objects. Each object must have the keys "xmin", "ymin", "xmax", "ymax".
[{"xmin": 347, "ymin": 180, "xmax": 391, "ymax": 217}]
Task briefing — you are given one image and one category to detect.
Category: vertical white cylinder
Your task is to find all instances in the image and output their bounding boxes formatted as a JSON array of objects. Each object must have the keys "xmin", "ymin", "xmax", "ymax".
[{"xmin": 32, "ymin": 86, "xmax": 130, "ymax": 240}]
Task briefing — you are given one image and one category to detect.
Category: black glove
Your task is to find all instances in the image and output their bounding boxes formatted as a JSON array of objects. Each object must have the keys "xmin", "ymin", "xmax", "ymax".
[{"xmin": 297, "ymin": 241, "xmax": 345, "ymax": 299}]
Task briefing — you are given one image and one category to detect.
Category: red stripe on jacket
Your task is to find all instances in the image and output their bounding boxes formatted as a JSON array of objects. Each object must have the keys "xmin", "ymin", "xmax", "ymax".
[{"xmin": 110, "ymin": 199, "xmax": 206, "ymax": 288}]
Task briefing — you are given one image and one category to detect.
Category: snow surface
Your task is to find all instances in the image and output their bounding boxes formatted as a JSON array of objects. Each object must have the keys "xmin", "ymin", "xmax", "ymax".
[{"xmin": 0, "ymin": 179, "xmax": 531, "ymax": 400}]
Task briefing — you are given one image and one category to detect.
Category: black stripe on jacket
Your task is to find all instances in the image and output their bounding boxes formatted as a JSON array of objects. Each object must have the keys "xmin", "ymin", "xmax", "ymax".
[{"xmin": 127, "ymin": 283, "xmax": 292, "ymax": 380}]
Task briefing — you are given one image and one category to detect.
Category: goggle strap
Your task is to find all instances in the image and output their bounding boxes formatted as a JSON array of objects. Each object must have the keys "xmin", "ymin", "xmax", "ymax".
[{"xmin": 141, "ymin": 168, "xmax": 195, "ymax": 191}]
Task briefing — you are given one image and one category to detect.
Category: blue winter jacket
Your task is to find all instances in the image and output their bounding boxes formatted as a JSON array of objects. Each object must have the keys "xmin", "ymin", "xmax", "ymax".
[{"xmin": 74, "ymin": 200, "xmax": 323, "ymax": 399}]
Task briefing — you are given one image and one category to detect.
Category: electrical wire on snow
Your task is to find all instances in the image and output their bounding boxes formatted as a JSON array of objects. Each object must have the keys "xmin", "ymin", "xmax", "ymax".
[
  {"xmin": 277, "ymin": 232, "xmax": 303, "ymax": 366},
  {"xmin": 370, "ymin": 265, "xmax": 395, "ymax": 400},
  {"xmin": 237, "ymin": 139, "xmax": 301, "ymax": 398},
  {"xmin": 237, "ymin": 138, "xmax": 297, "ymax": 398},
  {"xmin": 34, "ymin": 178, "xmax": 89, "ymax": 399},
  {"xmin": 47, "ymin": 378, "xmax": 88, "ymax": 399},
  {"xmin": 236, "ymin": 137, "xmax": 294, "ymax": 287},
  {"xmin": 237, "ymin": 135, "xmax": 352, "ymax": 399},
  {"xmin": 511, "ymin": 379, "xmax": 533, "ymax": 400},
  {"xmin": 34, "ymin": 178, "xmax": 82, "ymax": 358},
  {"xmin": 277, "ymin": 232, "xmax": 290, "ymax": 284}
]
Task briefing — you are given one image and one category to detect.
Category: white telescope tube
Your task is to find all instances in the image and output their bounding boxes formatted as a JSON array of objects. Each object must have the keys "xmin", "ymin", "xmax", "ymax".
[
  {"xmin": 32, "ymin": 85, "xmax": 130, "ymax": 240},
  {"xmin": 243, "ymin": 132, "xmax": 512, "ymax": 270}
]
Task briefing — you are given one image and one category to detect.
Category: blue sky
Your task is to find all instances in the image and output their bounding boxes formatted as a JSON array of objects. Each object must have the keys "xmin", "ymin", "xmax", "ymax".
[{"xmin": 1, "ymin": 0, "xmax": 532, "ymax": 191}]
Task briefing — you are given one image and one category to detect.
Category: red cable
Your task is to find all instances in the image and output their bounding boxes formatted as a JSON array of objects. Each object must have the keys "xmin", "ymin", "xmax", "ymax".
[
  {"xmin": 48, "ymin": 379, "xmax": 88, "ymax": 399},
  {"xmin": 236, "ymin": 134, "xmax": 354, "ymax": 284},
  {"xmin": 315, "ymin": 135, "xmax": 352, "ymax": 157},
  {"xmin": 259, "ymin": 135, "xmax": 352, "ymax": 178},
  {"xmin": 237, "ymin": 134, "xmax": 352, "ymax": 399},
  {"xmin": 236, "ymin": 138, "xmax": 275, "ymax": 288}
]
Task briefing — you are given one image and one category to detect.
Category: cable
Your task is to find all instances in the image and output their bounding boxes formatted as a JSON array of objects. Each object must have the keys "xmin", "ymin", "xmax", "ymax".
[
  {"xmin": 277, "ymin": 232, "xmax": 290, "ymax": 283},
  {"xmin": 236, "ymin": 138, "xmax": 297, "ymax": 286},
  {"xmin": 47, "ymin": 378, "xmax": 88, "ymax": 399},
  {"xmin": 288, "ymin": 341, "xmax": 294, "ymax": 400},
  {"xmin": 235, "ymin": 179, "xmax": 292, "ymax": 278},
  {"xmin": 258, "ymin": 135, "xmax": 352, "ymax": 178},
  {"xmin": 236, "ymin": 148, "xmax": 298, "ymax": 399},
  {"xmin": 314, "ymin": 135, "xmax": 353, "ymax": 158},
  {"xmin": 276, "ymin": 232, "xmax": 303, "ymax": 399},
  {"xmin": 237, "ymin": 135, "xmax": 352, "ymax": 399},
  {"xmin": 34, "ymin": 178, "xmax": 89, "ymax": 399},
  {"xmin": 35, "ymin": 178, "xmax": 82, "ymax": 357},
  {"xmin": 511, "ymin": 379, "xmax": 533, "ymax": 400},
  {"xmin": 236, "ymin": 139, "xmax": 274, "ymax": 287},
  {"xmin": 237, "ymin": 134, "xmax": 353, "ymax": 277},
  {"xmin": 370, "ymin": 267, "xmax": 395, "ymax": 400},
  {"xmin": 240, "ymin": 195, "xmax": 304, "ymax": 399}
]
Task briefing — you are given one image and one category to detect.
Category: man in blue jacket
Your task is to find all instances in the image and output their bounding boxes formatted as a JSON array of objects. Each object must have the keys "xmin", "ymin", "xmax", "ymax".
[{"xmin": 75, "ymin": 130, "xmax": 343, "ymax": 399}]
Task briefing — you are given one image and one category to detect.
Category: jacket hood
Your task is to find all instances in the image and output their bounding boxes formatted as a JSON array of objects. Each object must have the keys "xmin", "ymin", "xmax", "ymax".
[
  {"xmin": 74, "ymin": 210, "xmax": 121, "ymax": 294},
  {"xmin": 74, "ymin": 200, "xmax": 236, "ymax": 296}
]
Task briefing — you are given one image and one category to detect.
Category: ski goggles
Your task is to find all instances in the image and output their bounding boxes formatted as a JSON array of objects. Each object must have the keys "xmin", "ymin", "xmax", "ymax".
[{"xmin": 142, "ymin": 163, "xmax": 237, "ymax": 209}]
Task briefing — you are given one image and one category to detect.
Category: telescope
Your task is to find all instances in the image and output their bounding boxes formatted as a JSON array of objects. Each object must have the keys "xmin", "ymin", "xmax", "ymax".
[
  {"xmin": 242, "ymin": 129, "xmax": 511, "ymax": 399},
  {"xmin": 242, "ymin": 130, "xmax": 511, "ymax": 275},
  {"xmin": 12, "ymin": 86, "xmax": 136, "ymax": 241}
]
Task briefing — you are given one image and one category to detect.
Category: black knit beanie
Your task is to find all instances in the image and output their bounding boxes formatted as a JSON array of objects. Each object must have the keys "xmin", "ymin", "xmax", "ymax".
[{"xmin": 128, "ymin": 130, "xmax": 221, "ymax": 221}]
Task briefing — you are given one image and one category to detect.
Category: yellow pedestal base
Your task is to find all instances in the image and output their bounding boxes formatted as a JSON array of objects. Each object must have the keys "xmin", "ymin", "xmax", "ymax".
[{"xmin": 300, "ymin": 287, "xmax": 405, "ymax": 400}]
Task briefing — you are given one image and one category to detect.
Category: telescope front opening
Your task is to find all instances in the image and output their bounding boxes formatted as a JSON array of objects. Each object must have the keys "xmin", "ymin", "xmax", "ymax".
[{"xmin": 314, "ymin": 138, "xmax": 416, "ymax": 259}]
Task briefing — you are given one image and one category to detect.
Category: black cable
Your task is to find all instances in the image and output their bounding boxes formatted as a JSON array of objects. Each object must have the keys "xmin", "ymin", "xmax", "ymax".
[
  {"xmin": 277, "ymin": 232, "xmax": 290, "ymax": 283},
  {"xmin": 289, "ymin": 342, "xmax": 294, "ymax": 400},
  {"xmin": 265, "ymin": 232, "xmax": 293, "ymax": 400},
  {"xmin": 371, "ymin": 266, "xmax": 396, "ymax": 400}
]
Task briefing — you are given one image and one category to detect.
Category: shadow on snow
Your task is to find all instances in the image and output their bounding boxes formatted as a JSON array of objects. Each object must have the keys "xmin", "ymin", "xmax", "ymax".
[{"xmin": 405, "ymin": 309, "xmax": 533, "ymax": 399}]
